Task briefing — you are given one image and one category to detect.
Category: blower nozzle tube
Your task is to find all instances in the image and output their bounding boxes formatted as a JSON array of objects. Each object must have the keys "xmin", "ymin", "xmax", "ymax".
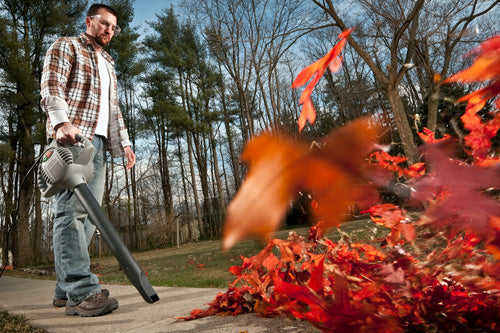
[{"xmin": 73, "ymin": 183, "xmax": 159, "ymax": 304}]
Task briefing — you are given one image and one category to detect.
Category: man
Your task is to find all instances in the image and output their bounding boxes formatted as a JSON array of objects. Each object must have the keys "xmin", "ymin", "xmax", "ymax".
[{"xmin": 40, "ymin": 3, "xmax": 135, "ymax": 317}]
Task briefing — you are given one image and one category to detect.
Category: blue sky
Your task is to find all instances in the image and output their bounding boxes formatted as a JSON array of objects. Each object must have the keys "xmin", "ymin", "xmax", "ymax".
[{"xmin": 132, "ymin": 0, "xmax": 180, "ymax": 35}]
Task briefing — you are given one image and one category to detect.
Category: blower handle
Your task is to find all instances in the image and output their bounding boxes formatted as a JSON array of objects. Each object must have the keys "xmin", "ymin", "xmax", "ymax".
[
  {"xmin": 38, "ymin": 134, "xmax": 96, "ymax": 198},
  {"xmin": 75, "ymin": 133, "xmax": 90, "ymax": 147}
]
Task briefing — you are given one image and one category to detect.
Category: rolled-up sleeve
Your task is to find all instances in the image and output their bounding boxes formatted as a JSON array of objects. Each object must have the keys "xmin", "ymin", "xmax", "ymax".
[{"xmin": 40, "ymin": 39, "xmax": 73, "ymax": 128}]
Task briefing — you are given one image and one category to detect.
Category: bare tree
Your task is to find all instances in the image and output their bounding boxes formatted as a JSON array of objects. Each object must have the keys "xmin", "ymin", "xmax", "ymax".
[
  {"xmin": 312, "ymin": 0, "xmax": 499, "ymax": 162},
  {"xmin": 313, "ymin": 0, "xmax": 425, "ymax": 163},
  {"xmin": 410, "ymin": 0, "xmax": 499, "ymax": 132},
  {"xmin": 194, "ymin": 0, "xmax": 313, "ymax": 137}
]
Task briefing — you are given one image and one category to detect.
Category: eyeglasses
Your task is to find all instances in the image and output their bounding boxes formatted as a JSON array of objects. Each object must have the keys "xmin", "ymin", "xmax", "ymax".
[{"xmin": 90, "ymin": 15, "xmax": 121, "ymax": 36}]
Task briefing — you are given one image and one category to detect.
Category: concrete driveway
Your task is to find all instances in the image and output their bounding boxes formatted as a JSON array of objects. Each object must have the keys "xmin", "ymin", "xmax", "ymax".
[{"xmin": 0, "ymin": 276, "xmax": 319, "ymax": 332}]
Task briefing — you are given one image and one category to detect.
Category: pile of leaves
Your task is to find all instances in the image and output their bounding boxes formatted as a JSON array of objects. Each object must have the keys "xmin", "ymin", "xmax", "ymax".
[{"xmin": 179, "ymin": 33, "xmax": 500, "ymax": 332}]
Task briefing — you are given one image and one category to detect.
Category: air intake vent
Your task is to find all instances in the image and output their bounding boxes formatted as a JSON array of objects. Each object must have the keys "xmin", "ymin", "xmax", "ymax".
[
  {"xmin": 39, "ymin": 166, "xmax": 51, "ymax": 185},
  {"xmin": 57, "ymin": 147, "xmax": 73, "ymax": 165}
]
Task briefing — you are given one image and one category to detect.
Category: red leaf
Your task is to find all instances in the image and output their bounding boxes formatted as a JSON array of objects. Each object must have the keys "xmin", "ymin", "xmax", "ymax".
[
  {"xmin": 418, "ymin": 127, "xmax": 450, "ymax": 143},
  {"xmin": 399, "ymin": 223, "xmax": 416, "ymax": 243},
  {"xmin": 229, "ymin": 265, "xmax": 243, "ymax": 276},
  {"xmin": 383, "ymin": 266, "xmax": 406, "ymax": 284},
  {"xmin": 362, "ymin": 203, "xmax": 406, "ymax": 228},
  {"xmin": 444, "ymin": 34, "xmax": 500, "ymax": 115},
  {"xmin": 333, "ymin": 270, "xmax": 349, "ymax": 311},
  {"xmin": 308, "ymin": 255, "xmax": 325, "ymax": 293},
  {"xmin": 413, "ymin": 142, "xmax": 500, "ymax": 249}
]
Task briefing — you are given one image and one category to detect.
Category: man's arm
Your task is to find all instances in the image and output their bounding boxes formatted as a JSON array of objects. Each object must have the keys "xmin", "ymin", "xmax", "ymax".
[{"xmin": 40, "ymin": 38, "xmax": 76, "ymax": 144}]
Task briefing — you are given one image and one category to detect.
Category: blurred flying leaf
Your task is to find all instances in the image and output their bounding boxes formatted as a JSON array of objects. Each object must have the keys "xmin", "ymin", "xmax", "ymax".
[{"xmin": 223, "ymin": 118, "xmax": 381, "ymax": 250}]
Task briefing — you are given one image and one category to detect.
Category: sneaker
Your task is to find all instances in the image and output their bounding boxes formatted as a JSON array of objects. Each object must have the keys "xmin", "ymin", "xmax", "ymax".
[
  {"xmin": 53, "ymin": 289, "xmax": 109, "ymax": 308},
  {"xmin": 64, "ymin": 292, "xmax": 118, "ymax": 317}
]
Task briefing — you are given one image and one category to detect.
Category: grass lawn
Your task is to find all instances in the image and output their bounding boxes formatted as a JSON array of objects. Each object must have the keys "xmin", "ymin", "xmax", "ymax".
[
  {"xmin": 4, "ymin": 218, "xmax": 383, "ymax": 289},
  {"xmin": 92, "ymin": 228, "xmax": 304, "ymax": 288},
  {"xmin": 90, "ymin": 218, "xmax": 385, "ymax": 288}
]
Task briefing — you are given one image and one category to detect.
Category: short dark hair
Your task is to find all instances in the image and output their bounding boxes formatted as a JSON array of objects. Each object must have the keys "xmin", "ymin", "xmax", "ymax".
[{"xmin": 87, "ymin": 3, "xmax": 118, "ymax": 19}]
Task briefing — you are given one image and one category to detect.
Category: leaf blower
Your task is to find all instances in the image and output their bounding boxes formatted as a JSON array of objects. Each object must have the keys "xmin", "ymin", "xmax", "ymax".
[{"xmin": 38, "ymin": 134, "xmax": 159, "ymax": 304}]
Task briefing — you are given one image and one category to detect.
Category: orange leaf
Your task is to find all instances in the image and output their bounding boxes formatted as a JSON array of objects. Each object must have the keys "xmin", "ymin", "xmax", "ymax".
[
  {"xmin": 460, "ymin": 107, "xmax": 500, "ymax": 159},
  {"xmin": 407, "ymin": 162, "xmax": 426, "ymax": 177},
  {"xmin": 262, "ymin": 254, "xmax": 280, "ymax": 271},
  {"xmin": 292, "ymin": 60, "xmax": 324, "ymax": 89},
  {"xmin": 223, "ymin": 118, "xmax": 380, "ymax": 250},
  {"xmin": 433, "ymin": 73, "xmax": 442, "ymax": 84},
  {"xmin": 444, "ymin": 54, "xmax": 500, "ymax": 84},
  {"xmin": 486, "ymin": 216, "xmax": 500, "ymax": 259},
  {"xmin": 292, "ymin": 28, "xmax": 354, "ymax": 130},
  {"xmin": 222, "ymin": 133, "xmax": 308, "ymax": 250},
  {"xmin": 298, "ymin": 99, "xmax": 316, "ymax": 132}
]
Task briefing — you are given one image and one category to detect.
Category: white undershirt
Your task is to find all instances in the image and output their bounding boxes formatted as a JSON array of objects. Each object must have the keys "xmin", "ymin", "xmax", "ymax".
[{"xmin": 95, "ymin": 51, "xmax": 110, "ymax": 137}]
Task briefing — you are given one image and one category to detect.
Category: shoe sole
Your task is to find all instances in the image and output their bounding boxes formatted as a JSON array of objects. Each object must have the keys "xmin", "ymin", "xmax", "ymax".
[{"xmin": 65, "ymin": 300, "xmax": 118, "ymax": 317}]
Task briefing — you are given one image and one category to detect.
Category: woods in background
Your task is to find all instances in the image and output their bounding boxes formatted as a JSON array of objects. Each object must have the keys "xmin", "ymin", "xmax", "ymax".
[{"xmin": 0, "ymin": 0, "xmax": 498, "ymax": 267}]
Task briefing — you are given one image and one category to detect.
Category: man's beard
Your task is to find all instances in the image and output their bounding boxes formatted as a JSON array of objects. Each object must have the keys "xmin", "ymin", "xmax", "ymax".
[{"xmin": 93, "ymin": 33, "xmax": 111, "ymax": 47}]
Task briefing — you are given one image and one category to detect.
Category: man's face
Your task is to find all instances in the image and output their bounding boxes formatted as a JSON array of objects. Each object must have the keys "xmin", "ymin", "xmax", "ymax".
[{"xmin": 86, "ymin": 8, "xmax": 118, "ymax": 48}]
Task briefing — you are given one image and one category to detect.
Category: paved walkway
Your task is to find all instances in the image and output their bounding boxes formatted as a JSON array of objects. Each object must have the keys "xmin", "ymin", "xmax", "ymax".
[{"xmin": 0, "ymin": 276, "xmax": 318, "ymax": 332}]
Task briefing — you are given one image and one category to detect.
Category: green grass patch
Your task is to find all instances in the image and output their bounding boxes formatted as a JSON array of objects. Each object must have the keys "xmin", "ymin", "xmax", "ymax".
[
  {"xmin": 5, "ymin": 219, "xmax": 383, "ymax": 289},
  {"xmin": 91, "ymin": 220, "xmax": 384, "ymax": 289},
  {"xmin": 92, "ymin": 233, "xmax": 292, "ymax": 288}
]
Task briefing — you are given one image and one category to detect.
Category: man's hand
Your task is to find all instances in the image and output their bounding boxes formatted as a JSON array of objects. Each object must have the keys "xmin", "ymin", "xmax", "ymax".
[
  {"xmin": 55, "ymin": 122, "xmax": 81, "ymax": 145},
  {"xmin": 124, "ymin": 146, "xmax": 136, "ymax": 170}
]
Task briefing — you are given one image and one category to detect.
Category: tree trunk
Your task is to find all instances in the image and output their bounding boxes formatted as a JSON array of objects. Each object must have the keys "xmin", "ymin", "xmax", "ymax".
[
  {"xmin": 194, "ymin": 132, "xmax": 213, "ymax": 237},
  {"xmin": 159, "ymin": 130, "xmax": 173, "ymax": 237},
  {"xmin": 387, "ymin": 85, "xmax": 420, "ymax": 164},
  {"xmin": 220, "ymin": 85, "xmax": 241, "ymax": 190},
  {"xmin": 177, "ymin": 137, "xmax": 192, "ymax": 241},
  {"xmin": 15, "ymin": 138, "xmax": 35, "ymax": 266},
  {"xmin": 131, "ymin": 163, "xmax": 141, "ymax": 249},
  {"xmin": 123, "ymin": 164, "xmax": 134, "ymax": 249},
  {"xmin": 426, "ymin": 85, "xmax": 440, "ymax": 133},
  {"xmin": 219, "ymin": 143, "xmax": 232, "ymax": 202},
  {"xmin": 187, "ymin": 132, "xmax": 205, "ymax": 238},
  {"xmin": 209, "ymin": 123, "xmax": 226, "ymax": 234}
]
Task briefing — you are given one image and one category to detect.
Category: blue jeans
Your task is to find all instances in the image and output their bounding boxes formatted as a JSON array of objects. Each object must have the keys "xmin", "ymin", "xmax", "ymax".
[{"xmin": 52, "ymin": 135, "xmax": 106, "ymax": 305}]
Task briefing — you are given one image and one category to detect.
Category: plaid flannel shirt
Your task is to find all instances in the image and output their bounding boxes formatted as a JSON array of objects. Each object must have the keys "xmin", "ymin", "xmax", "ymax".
[{"xmin": 40, "ymin": 33, "xmax": 130, "ymax": 157}]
